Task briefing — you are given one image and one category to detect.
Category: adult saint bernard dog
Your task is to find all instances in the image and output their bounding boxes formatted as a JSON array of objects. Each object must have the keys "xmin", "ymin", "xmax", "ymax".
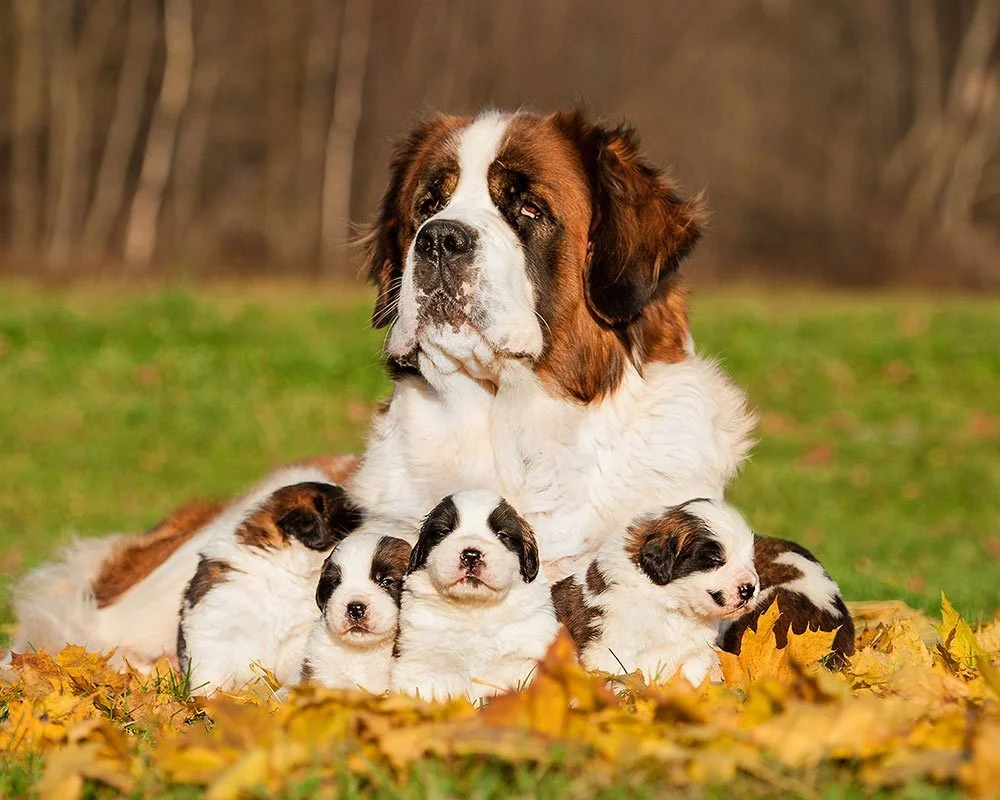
[{"xmin": 10, "ymin": 109, "xmax": 754, "ymax": 667}]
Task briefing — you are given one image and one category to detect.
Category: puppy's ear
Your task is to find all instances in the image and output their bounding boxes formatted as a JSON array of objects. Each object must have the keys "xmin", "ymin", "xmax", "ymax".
[
  {"xmin": 488, "ymin": 499, "xmax": 540, "ymax": 583},
  {"xmin": 364, "ymin": 115, "xmax": 457, "ymax": 329},
  {"xmin": 518, "ymin": 528, "xmax": 540, "ymax": 583},
  {"xmin": 637, "ymin": 530, "xmax": 678, "ymax": 586},
  {"xmin": 315, "ymin": 555, "xmax": 342, "ymax": 611},
  {"xmin": 278, "ymin": 507, "xmax": 330, "ymax": 551},
  {"xmin": 408, "ymin": 495, "xmax": 459, "ymax": 573},
  {"xmin": 554, "ymin": 112, "xmax": 702, "ymax": 327},
  {"xmin": 279, "ymin": 483, "xmax": 363, "ymax": 551}
]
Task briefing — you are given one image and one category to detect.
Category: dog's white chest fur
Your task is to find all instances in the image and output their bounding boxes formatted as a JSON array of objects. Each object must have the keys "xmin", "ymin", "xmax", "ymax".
[
  {"xmin": 391, "ymin": 573, "xmax": 560, "ymax": 702},
  {"xmin": 353, "ymin": 356, "xmax": 753, "ymax": 574}
]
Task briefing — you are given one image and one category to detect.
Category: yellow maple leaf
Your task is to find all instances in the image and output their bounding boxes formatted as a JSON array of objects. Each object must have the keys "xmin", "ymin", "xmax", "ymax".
[
  {"xmin": 718, "ymin": 601, "xmax": 837, "ymax": 689},
  {"xmin": 938, "ymin": 593, "xmax": 985, "ymax": 674},
  {"xmin": 848, "ymin": 619, "xmax": 933, "ymax": 688}
]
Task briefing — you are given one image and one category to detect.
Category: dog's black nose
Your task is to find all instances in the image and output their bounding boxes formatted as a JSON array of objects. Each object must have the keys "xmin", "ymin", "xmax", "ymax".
[
  {"xmin": 415, "ymin": 219, "xmax": 474, "ymax": 262},
  {"xmin": 737, "ymin": 583, "xmax": 757, "ymax": 603},
  {"xmin": 460, "ymin": 548, "xmax": 482, "ymax": 569},
  {"xmin": 346, "ymin": 602, "xmax": 367, "ymax": 620}
]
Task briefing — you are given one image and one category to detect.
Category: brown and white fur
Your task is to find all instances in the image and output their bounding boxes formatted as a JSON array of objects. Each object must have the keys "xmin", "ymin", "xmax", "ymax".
[
  {"xmin": 293, "ymin": 532, "xmax": 411, "ymax": 692},
  {"xmin": 391, "ymin": 490, "xmax": 560, "ymax": 702},
  {"xmin": 719, "ymin": 535, "xmax": 855, "ymax": 667},
  {"xmin": 349, "ymin": 109, "xmax": 755, "ymax": 581},
  {"xmin": 551, "ymin": 498, "xmax": 758, "ymax": 685},
  {"xmin": 14, "ymin": 109, "xmax": 757, "ymax": 661},
  {"xmin": 177, "ymin": 481, "xmax": 363, "ymax": 692},
  {"xmin": 10, "ymin": 456, "xmax": 358, "ymax": 668}
]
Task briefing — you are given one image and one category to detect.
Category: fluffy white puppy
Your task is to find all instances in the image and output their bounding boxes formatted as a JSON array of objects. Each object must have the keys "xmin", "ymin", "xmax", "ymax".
[
  {"xmin": 551, "ymin": 498, "xmax": 759, "ymax": 685},
  {"xmin": 177, "ymin": 481, "xmax": 363, "ymax": 692},
  {"xmin": 294, "ymin": 531, "xmax": 411, "ymax": 692},
  {"xmin": 391, "ymin": 490, "xmax": 559, "ymax": 702}
]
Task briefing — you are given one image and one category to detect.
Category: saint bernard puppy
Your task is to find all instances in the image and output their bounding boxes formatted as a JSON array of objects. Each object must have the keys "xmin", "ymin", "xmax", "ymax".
[
  {"xmin": 551, "ymin": 498, "xmax": 758, "ymax": 685},
  {"xmin": 10, "ymin": 456, "xmax": 358, "ymax": 668},
  {"xmin": 177, "ymin": 481, "xmax": 363, "ymax": 692},
  {"xmin": 391, "ymin": 490, "xmax": 560, "ymax": 702},
  {"xmin": 719, "ymin": 535, "xmax": 855, "ymax": 667},
  {"xmin": 292, "ymin": 531, "xmax": 411, "ymax": 692},
  {"xmin": 348, "ymin": 109, "xmax": 755, "ymax": 580}
]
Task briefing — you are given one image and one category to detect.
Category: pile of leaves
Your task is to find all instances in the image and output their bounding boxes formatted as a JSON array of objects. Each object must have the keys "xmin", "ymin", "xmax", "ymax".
[{"xmin": 2, "ymin": 596, "xmax": 999, "ymax": 799}]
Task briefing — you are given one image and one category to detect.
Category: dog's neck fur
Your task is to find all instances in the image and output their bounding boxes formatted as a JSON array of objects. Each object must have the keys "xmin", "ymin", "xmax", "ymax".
[{"xmin": 351, "ymin": 354, "xmax": 754, "ymax": 577}]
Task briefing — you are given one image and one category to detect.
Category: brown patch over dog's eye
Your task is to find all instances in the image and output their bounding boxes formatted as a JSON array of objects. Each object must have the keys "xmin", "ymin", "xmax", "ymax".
[{"xmin": 370, "ymin": 535, "xmax": 412, "ymax": 605}]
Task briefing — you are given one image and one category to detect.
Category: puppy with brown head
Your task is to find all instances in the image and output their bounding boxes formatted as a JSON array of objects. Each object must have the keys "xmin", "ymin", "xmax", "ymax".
[
  {"xmin": 178, "ymin": 481, "xmax": 363, "ymax": 692},
  {"xmin": 719, "ymin": 536, "xmax": 855, "ymax": 668},
  {"xmin": 552, "ymin": 498, "xmax": 758, "ymax": 685},
  {"xmin": 391, "ymin": 490, "xmax": 560, "ymax": 702},
  {"xmin": 293, "ymin": 531, "xmax": 411, "ymax": 693}
]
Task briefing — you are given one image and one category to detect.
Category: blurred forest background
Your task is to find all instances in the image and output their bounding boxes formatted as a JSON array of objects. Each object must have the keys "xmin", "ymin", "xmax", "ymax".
[{"xmin": 1, "ymin": 0, "xmax": 999, "ymax": 285}]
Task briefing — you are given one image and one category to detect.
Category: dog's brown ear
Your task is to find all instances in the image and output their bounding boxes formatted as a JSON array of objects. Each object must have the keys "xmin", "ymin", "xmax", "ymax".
[
  {"xmin": 556, "ymin": 113, "xmax": 702, "ymax": 327},
  {"xmin": 364, "ymin": 116, "xmax": 456, "ymax": 329}
]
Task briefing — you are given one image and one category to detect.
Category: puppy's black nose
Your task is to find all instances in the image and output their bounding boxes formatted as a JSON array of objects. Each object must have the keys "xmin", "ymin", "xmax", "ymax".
[
  {"xmin": 415, "ymin": 219, "xmax": 473, "ymax": 262},
  {"xmin": 346, "ymin": 602, "xmax": 367, "ymax": 620},
  {"xmin": 737, "ymin": 583, "xmax": 757, "ymax": 603},
  {"xmin": 460, "ymin": 548, "xmax": 482, "ymax": 569}
]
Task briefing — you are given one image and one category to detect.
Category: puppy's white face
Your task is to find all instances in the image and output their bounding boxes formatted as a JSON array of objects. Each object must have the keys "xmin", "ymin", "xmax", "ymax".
[
  {"xmin": 315, "ymin": 532, "xmax": 412, "ymax": 647},
  {"xmin": 388, "ymin": 112, "xmax": 544, "ymax": 381},
  {"xmin": 408, "ymin": 490, "xmax": 540, "ymax": 604},
  {"xmin": 627, "ymin": 499, "xmax": 759, "ymax": 620}
]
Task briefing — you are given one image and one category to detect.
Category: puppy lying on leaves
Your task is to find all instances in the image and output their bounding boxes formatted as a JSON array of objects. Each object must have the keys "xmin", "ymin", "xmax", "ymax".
[
  {"xmin": 178, "ymin": 481, "xmax": 363, "ymax": 692},
  {"xmin": 552, "ymin": 498, "xmax": 759, "ymax": 685},
  {"xmin": 293, "ymin": 531, "xmax": 411, "ymax": 693},
  {"xmin": 391, "ymin": 490, "xmax": 560, "ymax": 702},
  {"xmin": 718, "ymin": 535, "xmax": 855, "ymax": 668}
]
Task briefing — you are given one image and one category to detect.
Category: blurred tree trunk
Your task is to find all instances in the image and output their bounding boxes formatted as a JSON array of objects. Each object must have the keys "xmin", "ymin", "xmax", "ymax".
[
  {"xmin": 295, "ymin": 0, "xmax": 343, "ymax": 267},
  {"xmin": 321, "ymin": 0, "xmax": 373, "ymax": 277},
  {"xmin": 171, "ymin": 0, "xmax": 233, "ymax": 250},
  {"xmin": 262, "ymin": 0, "xmax": 302, "ymax": 264},
  {"xmin": 886, "ymin": 0, "xmax": 1000, "ymax": 243},
  {"xmin": 124, "ymin": 0, "xmax": 194, "ymax": 269},
  {"xmin": 9, "ymin": 0, "xmax": 45, "ymax": 258},
  {"xmin": 82, "ymin": 0, "xmax": 159, "ymax": 261},
  {"xmin": 47, "ymin": 0, "xmax": 123, "ymax": 267}
]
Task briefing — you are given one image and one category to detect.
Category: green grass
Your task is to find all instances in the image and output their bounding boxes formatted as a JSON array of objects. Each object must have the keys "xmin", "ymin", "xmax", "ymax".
[
  {"xmin": 5, "ymin": 284, "xmax": 994, "ymax": 798},
  {"xmin": 0, "ymin": 284, "xmax": 998, "ymax": 625}
]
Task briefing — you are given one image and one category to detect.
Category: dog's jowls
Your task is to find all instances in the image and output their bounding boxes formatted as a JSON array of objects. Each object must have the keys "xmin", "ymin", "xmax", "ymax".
[{"xmin": 391, "ymin": 490, "xmax": 559, "ymax": 702}]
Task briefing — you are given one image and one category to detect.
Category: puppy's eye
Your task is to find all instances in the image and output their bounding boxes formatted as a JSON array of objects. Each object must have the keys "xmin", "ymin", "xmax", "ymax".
[
  {"xmin": 495, "ymin": 531, "xmax": 512, "ymax": 544},
  {"xmin": 379, "ymin": 576, "xmax": 395, "ymax": 590},
  {"xmin": 519, "ymin": 200, "xmax": 542, "ymax": 220}
]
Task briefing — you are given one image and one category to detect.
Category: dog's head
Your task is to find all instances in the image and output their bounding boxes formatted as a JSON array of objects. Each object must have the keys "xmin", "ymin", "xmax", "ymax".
[
  {"xmin": 625, "ymin": 499, "xmax": 758, "ymax": 619},
  {"xmin": 407, "ymin": 490, "xmax": 540, "ymax": 604},
  {"xmin": 365, "ymin": 110, "xmax": 702, "ymax": 400},
  {"xmin": 315, "ymin": 532, "xmax": 412, "ymax": 647},
  {"xmin": 235, "ymin": 482, "xmax": 364, "ymax": 551}
]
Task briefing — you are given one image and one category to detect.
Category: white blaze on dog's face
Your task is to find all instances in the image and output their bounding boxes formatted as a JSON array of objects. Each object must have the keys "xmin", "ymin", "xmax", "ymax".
[
  {"xmin": 408, "ymin": 490, "xmax": 540, "ymax": 603},
  {"xmin": 365, "ymin": 110, "xmax": 703, "ymax": 401},
  {"xmin": 626, "ymin": 499, "xmax": 759, "ymax": 619},
  {"xmin": 315, "ymin": 532, "xmax": 412, "ymax": 647}
]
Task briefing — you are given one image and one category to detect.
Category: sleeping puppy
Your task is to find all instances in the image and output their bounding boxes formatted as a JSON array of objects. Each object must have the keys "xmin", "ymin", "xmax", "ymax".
[
  {"xmin": 719, "ymin": 535, "xmax": 855, "ymax": 667},
  {"xmin": 293, "ymin": 532, "xmax": 411, "ymax": 692},
  {"xmin": 178, "ymin": 481, "xmax": 363, "ymax": 692},
  {"xmin": 551, "ymin": 498, "xmax": 758, "ymax": 685},
  {"xmin": 391, "ymin": 490, "xmax": 560, "ymax": 702}
]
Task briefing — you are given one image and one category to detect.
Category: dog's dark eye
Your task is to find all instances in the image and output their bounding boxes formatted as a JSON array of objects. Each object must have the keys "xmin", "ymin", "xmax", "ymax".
[
  {"xmin": 708, "ymin": 554, "xmax": 726, "ymax": 569},
  {"xmin": 379, "ymin": 576, "xmax": 395, "ymax": 590},
  {"xmin": 519, "ymin": 200, "xmax": 542, "ymax": 220},
  {"xmin": 495, "ymin": 530, "xmax": 512, "ymax": 544},
  {"xmin": 417, "ymin": 194, "xmax": 443, "ymax": 220}
]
